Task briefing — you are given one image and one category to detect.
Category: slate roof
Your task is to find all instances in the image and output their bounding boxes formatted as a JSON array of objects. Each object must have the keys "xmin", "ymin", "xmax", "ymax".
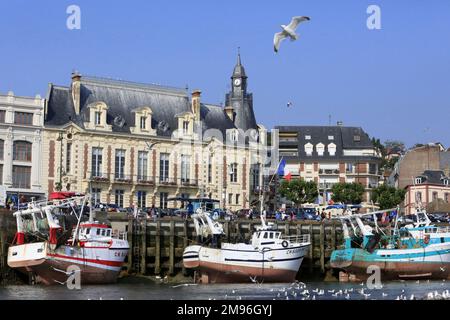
[
  {"xmin": 45, "ymin": 76, "xmax": 243, "ymax": 137},
  {"xmin": 417, "ymin": 170, "xmax": 449, "ymax": 185},
  {"xmin": 275, "ymin": 125, "xmax": 380, "ymax": 162}
]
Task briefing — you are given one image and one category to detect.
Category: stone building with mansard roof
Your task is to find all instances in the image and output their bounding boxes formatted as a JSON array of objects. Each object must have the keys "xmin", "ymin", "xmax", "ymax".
[{"xmin": 41, "ymin": 54, "xmax": 267, "ymax": 210}]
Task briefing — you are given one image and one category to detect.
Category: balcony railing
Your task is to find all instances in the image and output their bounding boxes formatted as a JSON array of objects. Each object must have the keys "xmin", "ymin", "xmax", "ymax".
[
  {"xmin": 158, "ymin": 177, "xmax": 177, "ymax": 186},
  {"xmin": 319, "ymin": 169, "xmax": 340, "ymax": 175},
  {"xmin": 319, "ymin": 183, "xmax": 336, "ymax": 189},
  {"xmin": 91, "ymin": 174, "xmax": 110, "ymax": 182},
  {"xmin": 114, "ymin": 174, "xmax": 133, "ymax": 183},
  {"xmin": 136, "ymin": 176, "xmax": 155, "ymax": 185},
  {"xmin": 180, "ymin": 178, "xmax": 199, "ymax": 187}
]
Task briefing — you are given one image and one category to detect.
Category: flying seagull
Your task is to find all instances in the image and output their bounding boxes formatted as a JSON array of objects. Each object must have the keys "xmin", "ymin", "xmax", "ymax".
[{"xmin": 274, "ymin": 16, "xmax": 310, "ymax": 53}]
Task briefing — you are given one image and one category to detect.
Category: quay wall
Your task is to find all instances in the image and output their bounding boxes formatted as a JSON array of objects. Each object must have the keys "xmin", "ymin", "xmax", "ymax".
[
  {"xmin": 0, "ymin": 210, "xmax": 18, "ymax": 284},
  {"xmin": 107, "ymin": 214, "xmax": 345, "ymax": 278}
]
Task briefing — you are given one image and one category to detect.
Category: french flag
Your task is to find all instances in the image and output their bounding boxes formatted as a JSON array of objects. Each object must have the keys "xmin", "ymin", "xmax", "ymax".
[{"xmin": 277, "ymin": 159, "xmax": 292, "ymax": 181}]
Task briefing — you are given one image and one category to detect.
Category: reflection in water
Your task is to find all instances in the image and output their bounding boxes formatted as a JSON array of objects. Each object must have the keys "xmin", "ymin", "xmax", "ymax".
[{"xmin": 0, "ymin": 280, "xmax": 449, "ymax": 300}]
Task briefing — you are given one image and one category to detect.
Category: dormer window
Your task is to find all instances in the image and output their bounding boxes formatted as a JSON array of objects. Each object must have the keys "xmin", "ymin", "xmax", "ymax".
[
  {"xmin": 328, "ymin": 143, "xmax": 337, "ymax": 156},
  {"xmin": 316, "ymin": 143, "xmax": 325, "ymax": 156},
  {"xmin": 95, "ymin": 112, "xmax": 101, "ymax": 125},
  {"xmin": 328, "ymin": 135, "xmax": 334, "ymax": 140},
  {"xmin": 354, "ymin": 135, "xmax": 361, "ymax": 142},
  {"xmin": 131, "ymin": 107, "xmax": 155, "ymax": 135},
  {"xmin": 176, "ymin": 112, "xmax": 194, "ymax": 139},
  {"xmin": 415, "ymin": 177, "xmax": 423, "ymax": 184},
  {"xmin": 85, "ymin": 102, "xmax": 111, "ymax": 131},
  {"xmin": 183, "ymin": 121, "xmax": 189, "ymax": 135},
  {"xmin": 305, "ymin": 135, "xmax": 311, "ymax": 140},
  {"xmin": 444, "ymin": 179, "xmax": 449, "ymax": 186},
  {"xmin": 140, "ymin": 116, "xmax": 147, "ymax": 130},
  {"xmin": 305, "ymin": 143, "xmax": 313, "ymax": 156}
]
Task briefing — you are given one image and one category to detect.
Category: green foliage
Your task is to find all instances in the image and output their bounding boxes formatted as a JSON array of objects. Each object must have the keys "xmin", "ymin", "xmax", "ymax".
[
  {"xmin": 372, "ymin": 185, "xmax": 406, "ymax": 210},
  {"xmin": 55, "ymin": 182, "xmax": 63, "ymax": 192},
  {"xmin": 279, "ymin": 179, "xmax": 318, "ymax": 207},
  {"xmin": 331, "ymin": 183, "xmax": 365, "ymax": 204}
]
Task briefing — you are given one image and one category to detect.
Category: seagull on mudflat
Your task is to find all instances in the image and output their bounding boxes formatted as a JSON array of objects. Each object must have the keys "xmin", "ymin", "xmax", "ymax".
[{"xmin": 274, "ymin": 16, "xmax": 310, "ymax": 53}]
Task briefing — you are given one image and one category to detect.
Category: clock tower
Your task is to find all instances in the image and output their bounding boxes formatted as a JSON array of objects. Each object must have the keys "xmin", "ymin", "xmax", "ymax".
[{"xmin": 225, "ymin": 51, "xmax": 257, "ymax": 132}]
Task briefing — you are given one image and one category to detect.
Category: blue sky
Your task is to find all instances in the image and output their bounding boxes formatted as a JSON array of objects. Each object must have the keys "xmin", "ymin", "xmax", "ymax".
[{"xmin": 1, "ymin": 0, "xmax": 449, "ymax": 147}]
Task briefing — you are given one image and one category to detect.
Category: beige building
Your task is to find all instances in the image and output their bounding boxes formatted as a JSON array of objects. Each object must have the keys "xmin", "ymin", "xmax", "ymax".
[
  {"xmin": 404, "ymin": 170, "xmax": 450, "ymax": 214},
  {"xmin": 42, "ymin": 56, "xmax": 267, "ymax": 211}
]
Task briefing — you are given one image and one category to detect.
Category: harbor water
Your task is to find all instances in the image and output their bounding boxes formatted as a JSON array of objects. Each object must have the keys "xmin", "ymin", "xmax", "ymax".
[{"xmin": 1, "ymin": 279, "xmax": 449, "ymax": 300}]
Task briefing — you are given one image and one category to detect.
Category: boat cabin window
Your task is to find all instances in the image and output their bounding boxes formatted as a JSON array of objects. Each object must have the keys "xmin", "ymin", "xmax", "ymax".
[
  {"xmin": 86, "ymin": 228, "xmax": 91, "ymax": 235},
  {"xmin": 96, "ymin": 229, "xmax": 100, "ymax": 235},
  {"xmin": 107, "ymin": 229, "xmax": 111, "ymax": 237},
  {"xmin": 263, "ymin": 232, "xmax": 268, "ymax": 239},
  {"xmin": 425, "ymin": 227, "xmax": 437, "ymax": 234},
  {"xmin": 101, "ymin": 229, "xmax": 106, "ymax": 236},
  {"xmin": 257, "ymin": 232, "xmax": 261, "ymax": 238},
  {"xmin": 269, "ymin": 232, "xmax": 274, "ymax": 239}
]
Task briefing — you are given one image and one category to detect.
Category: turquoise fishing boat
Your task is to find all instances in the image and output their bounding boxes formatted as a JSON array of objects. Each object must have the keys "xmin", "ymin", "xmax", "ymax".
[{"xmin": 331, "ymin": 209, "xmax": 450, "ymax": 281}]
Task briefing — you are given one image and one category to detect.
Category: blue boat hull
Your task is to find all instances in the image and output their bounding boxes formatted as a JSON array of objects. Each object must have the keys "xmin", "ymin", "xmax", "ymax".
[{"xmin": 331, "ymin": 248, "xmax": 450, "ymax": 280}]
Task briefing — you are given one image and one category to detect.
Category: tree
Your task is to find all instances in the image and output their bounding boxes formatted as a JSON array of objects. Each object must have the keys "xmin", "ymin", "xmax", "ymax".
[
  {"xmin": 371, "ymin": 137, "xmax": 385, "ymax": 156},
  {"xmin": 279, "ymin": 179, "xmax": 318, "ymax": 208},
  {"xmin": 384, "ymin": 140, "xmax": 406, "ymax": 153},
  {"xmin": 331, "ymin": 183, "xmax": 365, "ymax": 204},
  {"xmin": 372, "ymin": 185, "xmax": 406, "ymax": 210}
]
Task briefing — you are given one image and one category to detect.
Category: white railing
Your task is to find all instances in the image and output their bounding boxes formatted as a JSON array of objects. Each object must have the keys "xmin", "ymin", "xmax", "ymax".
[{"xmin": 281, "ymin": 234, "xmax": 310, "ymax": 244}]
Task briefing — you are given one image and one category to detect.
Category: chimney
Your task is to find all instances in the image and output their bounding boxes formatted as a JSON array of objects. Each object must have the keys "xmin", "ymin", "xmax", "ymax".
[
  {"xmin": 191, "ymin": 90, "xmax": 201, "ymax": 122},
  {"xmin": 71, "ymin": 71, "xmax": 82, "ymax": 115},
  {"xmin": 224, "ymin": 105, "xmax": 235, "ymax": 123}
]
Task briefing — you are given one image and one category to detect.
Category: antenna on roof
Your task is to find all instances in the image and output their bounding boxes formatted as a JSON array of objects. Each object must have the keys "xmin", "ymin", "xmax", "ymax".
[{"xmin": 328, "ymin": 114, "xmax": 331, "ymax": 126}]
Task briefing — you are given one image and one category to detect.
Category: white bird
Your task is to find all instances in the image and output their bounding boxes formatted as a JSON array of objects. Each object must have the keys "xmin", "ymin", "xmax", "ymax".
[{"xmin": 274, "ymin": 16, "xmax": 310, "ymax": 53}]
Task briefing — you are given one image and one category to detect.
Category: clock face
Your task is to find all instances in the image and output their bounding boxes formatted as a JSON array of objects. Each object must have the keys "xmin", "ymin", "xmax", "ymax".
[{"xmin": 234, "ymin": 79, "xmax": 241, "ymax": 87}]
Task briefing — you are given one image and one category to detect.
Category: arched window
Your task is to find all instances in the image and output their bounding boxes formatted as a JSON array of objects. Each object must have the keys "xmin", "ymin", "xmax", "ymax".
[{"xmin": 13, "ymin": 141, "xmax": 32, "ymax": 162}]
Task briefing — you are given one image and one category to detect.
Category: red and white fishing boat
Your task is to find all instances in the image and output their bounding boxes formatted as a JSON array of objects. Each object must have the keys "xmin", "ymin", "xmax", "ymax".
[
  {"xmin": 183, "ymin": 212, "xmax": 310, "ymax": 283},
  {"xmin": 7, "ymin": 195, "xmax": 129, "ymax": 285}
]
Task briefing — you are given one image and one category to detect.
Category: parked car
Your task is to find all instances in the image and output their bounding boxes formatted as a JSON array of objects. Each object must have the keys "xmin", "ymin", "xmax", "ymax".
[
  {"xmin": 212, "ymin": 208, "xmax": 227, "ymax": 219},
  {"xmin": 396, "ymin": 215, "xmax": 415, "ymax": 225},
  {"xmin": 289, "ymin": 208, "xmax": 320, "ymax": 221},
  {"xmin": 236, "ymin": 209, "xmax": 250, "ymax": 219},
  {"xmin": 429, "ymin": 212, "xmax": 450, "ymax": 223}
]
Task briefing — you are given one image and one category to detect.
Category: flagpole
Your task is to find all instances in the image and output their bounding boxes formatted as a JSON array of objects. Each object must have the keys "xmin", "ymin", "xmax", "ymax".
[
  {"xmin": 269, "ymin": 156, "xmax": 285, "ymax": 212},
  {"xmin": 259, "ymin": 156, "xmax": 285, "ymax": 214}
]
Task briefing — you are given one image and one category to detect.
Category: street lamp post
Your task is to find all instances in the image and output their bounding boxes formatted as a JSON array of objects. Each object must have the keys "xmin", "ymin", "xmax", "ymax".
[{"xmin": 56, "ymin": 132, "xmax": 64, "ymax": 191}]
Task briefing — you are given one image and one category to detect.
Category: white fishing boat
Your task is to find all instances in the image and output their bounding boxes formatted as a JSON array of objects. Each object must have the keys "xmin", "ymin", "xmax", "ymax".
[
  {"xmin": 7, "ymin": 195, "xmax": 129, "ymax": 285},
  {"xmin": 183, "ymin": 212, "xmax": 310, "ymax": 283}
]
